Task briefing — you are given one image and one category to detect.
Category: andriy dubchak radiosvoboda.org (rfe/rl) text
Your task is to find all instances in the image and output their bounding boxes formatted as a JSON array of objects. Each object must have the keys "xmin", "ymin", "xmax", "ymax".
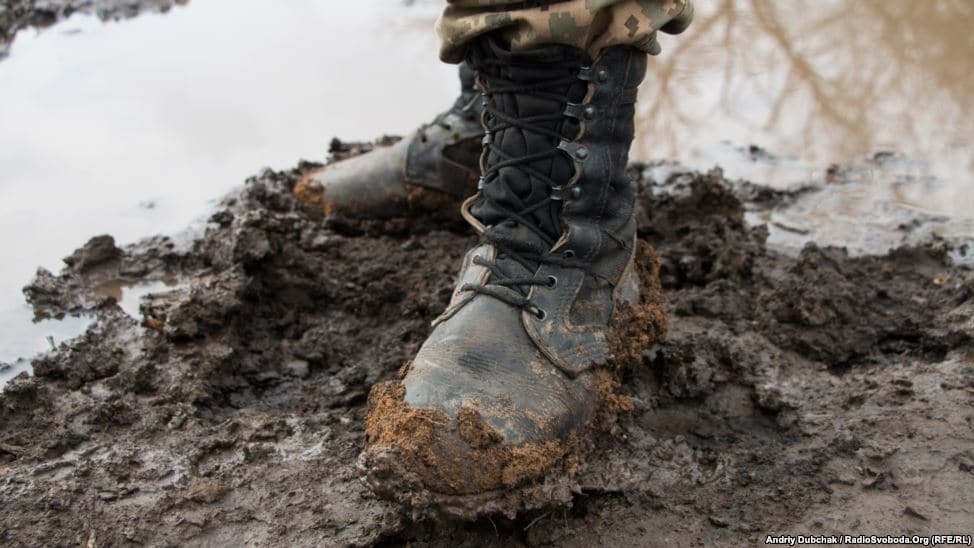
[{"xmin": 765, "ymin": 534, "xmax": 973, "ymax": 546}]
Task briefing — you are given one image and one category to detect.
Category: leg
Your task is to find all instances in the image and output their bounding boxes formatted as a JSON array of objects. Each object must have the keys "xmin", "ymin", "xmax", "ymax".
[
  {"xmin": 438, "ymin": 0, "xmax": 694, "ymax": 62},
  {"xmin": 363, "ymin": 0, "xmax": 689, "ymax": 517}
]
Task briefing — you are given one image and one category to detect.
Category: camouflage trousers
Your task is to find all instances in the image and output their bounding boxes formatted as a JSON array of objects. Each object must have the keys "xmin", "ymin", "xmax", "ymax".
[{"xmin": 437, "ymin": 0, "xmax": 694, "ymax": 63}]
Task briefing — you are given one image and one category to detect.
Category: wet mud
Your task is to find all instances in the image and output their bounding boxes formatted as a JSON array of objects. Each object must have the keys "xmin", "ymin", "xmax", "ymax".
[
  {"xmin": 1, "ymin": 145, "xmax": 972, "ymax": 545},
  {"xmin": 0, "ymin": 0, "xmax": 187, "ymax": 59}
]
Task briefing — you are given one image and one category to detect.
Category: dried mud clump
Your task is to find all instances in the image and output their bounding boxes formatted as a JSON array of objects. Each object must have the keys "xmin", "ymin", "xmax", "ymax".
[
  {"xmin": 291, "ymin": 169, "xmax": 329, "ymax": 212},
  {"xmin": 594, "ymin": 369, "xmax": 636, "ymax": 416},
  {"xmin": 363, "ymin": 380, "xmax": 573, "ymax": 499},
  {"xmin": 609, "ymin": 239, "xmax": 670, "ymax": 369},
  {"xmin": 179, "ymin": 478, "xmax": 226, "ymax": 504},
  {"xmin": 457, "ymin": 406, "xmax": 504, "ymax": 449}
]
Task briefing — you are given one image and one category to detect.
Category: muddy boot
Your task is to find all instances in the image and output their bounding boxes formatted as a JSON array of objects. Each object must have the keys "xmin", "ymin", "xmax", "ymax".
[
  {"xmin": 362, "ymin": 37, "xmax": 669, "ymax": 517},
  {"xmin": 293, "ymin": 63, "xmax": 483, "ymax": 221}
]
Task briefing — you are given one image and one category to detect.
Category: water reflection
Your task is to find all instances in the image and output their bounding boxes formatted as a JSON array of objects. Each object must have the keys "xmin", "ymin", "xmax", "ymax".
[
  {"xmin": 92, "ymin": 277, "xmax": 183, "ymax": 318},
  {"xmin": 0, "ymin": 0, "xmax": 453, "ymax": 383},
  {"xmin": 0, "ymin": 0, "xmax": 971, "ymax": 382},
  {"xmin": 638, "ymin": 0, "xmax": 974, "ymax": 219},
  {"xmin": 0, "ymin": 306, "xmax": 92, "ymax": 383}
]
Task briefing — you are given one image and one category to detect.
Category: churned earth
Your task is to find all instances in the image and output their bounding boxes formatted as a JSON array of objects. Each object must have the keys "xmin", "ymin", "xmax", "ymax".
[
  {"xmin": 0, "ymin": 135, "xmax": 972, "ymax": 545},
  {"xmin": 0, "ymin": 0, "xmax": 186, "ymax": 58}
]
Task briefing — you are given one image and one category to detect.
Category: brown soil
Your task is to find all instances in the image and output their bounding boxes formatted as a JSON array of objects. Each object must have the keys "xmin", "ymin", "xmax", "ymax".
[
  {"xmin": 608, "ymin": 239, "xmax": 670, "ymax": 369},
  {"xmin": 1, "ymin": 148, "xmax": 972, "ymax": 545},
  {"xmin": 456, "ymin": 406, "xmax": 504, "ymax": 449},
  {"xmin": 364, "ymin": 379, "xmax": 573, "ymax": 501},
  {"xmin": 593, "ymin": 369, "xmax": 636, "ymax": 417}
]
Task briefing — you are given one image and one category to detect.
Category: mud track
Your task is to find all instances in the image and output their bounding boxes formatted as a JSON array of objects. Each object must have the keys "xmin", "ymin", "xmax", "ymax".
[
  {"xmin": 0, "ymin": 0, "xmax": 187, "ymax": 59},
  {"xmin": 1, "ymin": 143, "xmax": 972, "ymax": 545}
]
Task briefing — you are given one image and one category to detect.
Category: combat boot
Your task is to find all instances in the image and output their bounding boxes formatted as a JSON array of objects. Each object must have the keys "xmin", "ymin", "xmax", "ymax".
[
  {"xmin": 362, "ymin": 37, "xmax": 669, "ymax": 516},
  {"xmin": 294, "ymin": 63, "xmax": 483, "ymax": 221}
]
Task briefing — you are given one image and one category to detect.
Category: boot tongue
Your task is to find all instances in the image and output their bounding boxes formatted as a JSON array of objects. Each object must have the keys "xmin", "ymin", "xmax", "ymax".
[{"xmin": 470, "ymin": 39, "xmax": 586, "ymax": 281}]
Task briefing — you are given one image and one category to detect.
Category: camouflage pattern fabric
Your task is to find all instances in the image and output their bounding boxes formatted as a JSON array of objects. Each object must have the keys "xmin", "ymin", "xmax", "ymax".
[{"xmin": 438, "ymin": 0, "xmax": 694, "ymax": 62}]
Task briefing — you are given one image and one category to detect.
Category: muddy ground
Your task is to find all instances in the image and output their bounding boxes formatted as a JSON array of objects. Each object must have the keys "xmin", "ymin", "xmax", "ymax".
[
  {"xmin": 0, "ymin": 0, "xmax": 187, "ymax": 58},
  {"xmin": 0, "ymin": 136, "xmax": 971, "ymax": 545}
]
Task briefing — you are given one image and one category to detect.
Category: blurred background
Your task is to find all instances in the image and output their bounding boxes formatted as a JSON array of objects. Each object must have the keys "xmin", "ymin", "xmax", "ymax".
[{"xmin": 1, "ymin": 0, "xmax": 972, "ymax": 378}]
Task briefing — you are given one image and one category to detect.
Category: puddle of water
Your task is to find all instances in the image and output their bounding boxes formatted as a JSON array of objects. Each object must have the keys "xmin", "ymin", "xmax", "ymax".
[
  {"xmin": 640, "ymin": 0, "xmax": 974, "ymax": 249},
  {"xmin": 92, "ymin": 277, "xmax": 184, "ymax": 318},
  {"xmin": 1, "ymin": 278, "xmax": 185, "ymax": 384},
  {"xmin": 1, "ymin": 0, "xmax": 972, "ymax": 381},
  {"xmin": 0, "ymin": 0, "xmax": 451, "ymax": 381},
  {"xmin": 758, "ymin": 160, "xmax": 974, "ymax": 260},
  {"xmin": 0, "ymin": 305, "xmax": 92, "ymax": 384}
]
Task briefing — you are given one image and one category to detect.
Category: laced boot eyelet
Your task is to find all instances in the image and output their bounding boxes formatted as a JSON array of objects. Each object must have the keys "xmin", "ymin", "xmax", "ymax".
[
  {"xmin": 563, "ymin": 249, "xmax": 576, "ymax": 259},
  {"xmin": 530, "ymin": 306, "xmax": 546, "ymax": 320},
  {"xmin": 546, "ymin": 275, "xmax": 558, "ymax": 288},
  {"xmin": 558, "ymin": 140, "xmax": 589, "ymax": 162}
]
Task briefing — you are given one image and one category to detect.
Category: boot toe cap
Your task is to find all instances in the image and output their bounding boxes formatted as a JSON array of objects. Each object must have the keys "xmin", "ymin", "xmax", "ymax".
[
  {"xmin": 363, "ymin": 379, "xmax": 578, "ymax": 496},
  {"xmin": 293, "ymin": 139, "xmax": 410, "ymax": 219},
  {"xmin": 363, "ymin": 299, "xmax": 597, "ymax": 495}
]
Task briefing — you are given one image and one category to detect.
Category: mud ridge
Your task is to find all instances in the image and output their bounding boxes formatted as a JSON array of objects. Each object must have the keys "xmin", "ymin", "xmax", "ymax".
[
  {"xmin": 0, "ymin": 0, "xmax": 188, "ymax": 59},
  {"xmin": 1, "ymin": 149, "xmax": 972, "ymax": 545}
]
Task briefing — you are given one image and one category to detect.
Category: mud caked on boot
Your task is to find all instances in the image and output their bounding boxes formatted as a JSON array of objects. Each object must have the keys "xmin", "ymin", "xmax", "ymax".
[
  {"xmin": 294, "ymin": 63, "xmax": 483, "ymax": 222},
  {"xmin": 362, "ymin": 37, "xmax": 669, "ymax": 517}
]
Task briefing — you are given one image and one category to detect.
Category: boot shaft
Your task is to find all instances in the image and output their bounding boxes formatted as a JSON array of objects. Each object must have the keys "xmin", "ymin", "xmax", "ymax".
[
  {"xmin": 453, "ymin": 37, "xmax": 649, "ymax": 376},
  {"xmin": 466, "ymin": 37, "xmax": 647, "ymax": 276}
]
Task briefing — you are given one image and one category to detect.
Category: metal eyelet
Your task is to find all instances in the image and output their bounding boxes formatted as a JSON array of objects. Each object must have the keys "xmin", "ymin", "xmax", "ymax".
[
  {"xmin": 550, "ymin": 185, "xmax": 566, "ymax": 201},
  {"xmin": 530, "ymin": 306, "xmax": 546, "ymax": 320},
  {"xmin": 546, "ymin": 275, "xmax": 558, "ymax": 288},
  {"xmin": 557, "ymin": 140, "xmax": 589, "ymax": 162},
  {"xmin": 570, "ymin": 186, "xmax": 583, "ymax": 199},
  {"xmin": 563, "ymin": 249, "xmax": 576, "ymax": 259}
]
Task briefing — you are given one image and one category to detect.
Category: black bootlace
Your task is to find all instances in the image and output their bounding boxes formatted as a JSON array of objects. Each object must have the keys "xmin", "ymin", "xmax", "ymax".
[{"xmin": 461, "ymin": 63, "xmax": 599, "ymax": 318}]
